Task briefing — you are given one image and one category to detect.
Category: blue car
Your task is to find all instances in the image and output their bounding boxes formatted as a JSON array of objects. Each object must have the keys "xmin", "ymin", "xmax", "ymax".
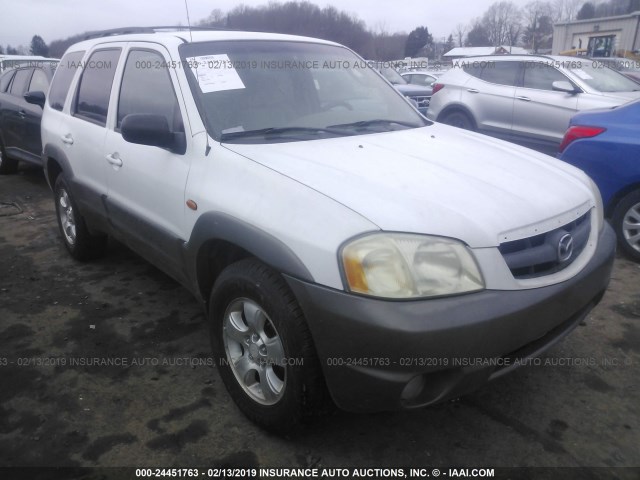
[{"xmin": 558, "ymin": 100, "xmax": 640, "ymax": 261}]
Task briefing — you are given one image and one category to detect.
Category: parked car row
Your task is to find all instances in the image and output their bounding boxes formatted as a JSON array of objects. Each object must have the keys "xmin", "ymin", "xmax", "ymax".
[
  {"xmin": 0, "ymin": 28, "xmax": 617, "ymax": 432},
  {"xmin": 0, "ymin": 59, "xmax": 58, "ymax": 173},
  {"xmin": 1, "ymin": 52, "xmax": 638, "ymax": 266}
]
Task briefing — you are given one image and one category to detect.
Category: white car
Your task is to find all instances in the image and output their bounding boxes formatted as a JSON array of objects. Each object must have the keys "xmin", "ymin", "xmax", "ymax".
[
  {"xmin": 36, "ymin": 29, "xmax": 615, "ymax": 432},
  {"xmin": 401, "ymin": 70, "xmax": 443, "ymax": 87},
  {"xmin": 427, "ymin": 55, "xmax": 640, "ymax": 153}
]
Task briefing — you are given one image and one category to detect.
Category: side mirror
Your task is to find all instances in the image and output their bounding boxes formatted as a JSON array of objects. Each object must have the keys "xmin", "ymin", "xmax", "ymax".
[
  {"xmin": 552, "ymin": 81, "xmax": 580, "ymax": 94},
  {"xmin": 24, "ymin": 91, "xmax": 46, "ymax": 108},
  {"xmin": 121, "ymin": 114, "xmax": 185, "ymax": 154}
]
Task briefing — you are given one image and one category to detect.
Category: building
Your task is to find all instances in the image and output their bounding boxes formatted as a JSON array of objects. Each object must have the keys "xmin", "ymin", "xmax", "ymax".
[
  {"xmin": 443, "ymin": 46, "xmax": 530, "ymax": 60},
  {"xmin": 552, "ymin": 11, "xmax": 640, "ymax": 57},
  {"xmin": 0, "ymin": 55, "xmax": 56, "ymax": 73}
]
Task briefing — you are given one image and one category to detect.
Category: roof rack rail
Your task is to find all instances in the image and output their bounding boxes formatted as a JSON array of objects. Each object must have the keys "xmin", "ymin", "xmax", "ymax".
[{"xmin": 83, "ymin": 25, "xmax": 223, "ymax": 40}]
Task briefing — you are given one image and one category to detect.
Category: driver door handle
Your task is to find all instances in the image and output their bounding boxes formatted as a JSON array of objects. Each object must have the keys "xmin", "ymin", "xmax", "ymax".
[
  {"xmin": 106, "ymin": 153, "xmax": 123, "ymax": 167},
  {"xmin": 467, "ymin": 88, "xmax": 479, "ymax": 94},
  {"xmin": 61, "ymin": 134, "xmax": 74, "ymax": 145},
  {"xmin": 516, "ymin": 96, "xmax": 531, "ymax": 102}
]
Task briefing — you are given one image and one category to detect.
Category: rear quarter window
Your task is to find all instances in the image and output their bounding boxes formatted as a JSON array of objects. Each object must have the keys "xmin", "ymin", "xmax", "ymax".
[{"xmin": 0, "ymin": 70, "xmax": 15, "ymax": 92}]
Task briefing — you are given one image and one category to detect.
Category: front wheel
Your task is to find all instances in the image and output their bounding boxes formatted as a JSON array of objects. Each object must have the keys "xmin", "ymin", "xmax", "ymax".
[
  {"xmin": 612, "ymin": 190, "xmax": 640, "ymax": 262},
  {"xmin": 209, "ymin": 259, "xmax": 327, "ymax": 433},
  {"xmin": 440, "ymin": 110, "xmax": 475, "ymax": 131},
  {"xmin": 54, "ymin": 174, "xmax": 107, "ymax": 261}
]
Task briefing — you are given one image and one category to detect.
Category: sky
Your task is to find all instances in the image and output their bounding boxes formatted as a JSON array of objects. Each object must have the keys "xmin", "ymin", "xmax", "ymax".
[{"xmin": 1, "ymin": 0, "xmax": 535, "ymax": 50}]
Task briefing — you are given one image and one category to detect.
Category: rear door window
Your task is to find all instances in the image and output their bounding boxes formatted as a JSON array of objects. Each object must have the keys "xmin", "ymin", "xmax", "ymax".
[
  {"xmin": 49, "ymin": 51, "xmax": 85, "ymax": 111},
  {"xmin": 28, "ymin": 69, "xmax": 49, "ymax": 93},
  {"xmin": 9, "ymin": 69, "xmax": 33, "ymax": 97},
  {"xmin": 73, "ymin": 49, "xmax": 121, "ymax": 126},
  {"xmin": 480, "ymin": 62, "xmax": 520, "ymax": 86}
]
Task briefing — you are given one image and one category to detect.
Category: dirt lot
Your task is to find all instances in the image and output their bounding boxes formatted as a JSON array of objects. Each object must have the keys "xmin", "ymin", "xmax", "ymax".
[{"xmin": 0, "ymin": 166, "xmax": 638, "ymax": 477}]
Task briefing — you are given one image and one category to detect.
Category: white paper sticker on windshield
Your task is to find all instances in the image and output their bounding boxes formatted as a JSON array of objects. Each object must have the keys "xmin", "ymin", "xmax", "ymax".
[
  {"xmin": 571, "ymin": 69, "xmax": 593, "ymax": 80},
  {"xmin": 186, "ymin": 54, "xmax": 246, "ymax": 93}
]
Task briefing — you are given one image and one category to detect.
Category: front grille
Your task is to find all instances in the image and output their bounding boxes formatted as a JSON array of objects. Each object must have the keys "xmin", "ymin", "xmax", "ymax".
[
  {"xmin": 499, "ymin": 212, "xmax": 591, "ymax": 279},
  {"xmin": 410, "ymin": 95, "xmax": 431, "ymax": 109}
]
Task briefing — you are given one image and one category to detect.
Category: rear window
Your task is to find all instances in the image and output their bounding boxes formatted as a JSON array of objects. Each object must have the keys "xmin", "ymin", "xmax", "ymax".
[{"xmin": 49, "ymin": 51, "xmax": 85, "ymax": 111}]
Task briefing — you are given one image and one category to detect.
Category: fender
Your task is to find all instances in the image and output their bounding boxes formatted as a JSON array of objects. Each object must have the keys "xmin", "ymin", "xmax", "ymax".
[
  {"xmin": 185, "ymin": 211, "xmax": 314, "ymax": 299},
  {"xmin": 42, "ymin": 143, "xmax": 110, "ymax": 234},
  {"xmin": 437, "ymin": 103, "xmax": 478, "ymax": 128},
  {"xmin": 42, "ymin": 143, "xmax": 74, "ymax": 190}
]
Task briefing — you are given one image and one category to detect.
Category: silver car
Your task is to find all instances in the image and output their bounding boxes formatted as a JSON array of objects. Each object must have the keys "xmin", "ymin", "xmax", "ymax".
[
  {"xmin": 401, "ymin": 71, "xmax": 443, "ymax": 88},
  {"xmin": 427, "ymin": 55, "xmax": 640, "ymax": 153}
]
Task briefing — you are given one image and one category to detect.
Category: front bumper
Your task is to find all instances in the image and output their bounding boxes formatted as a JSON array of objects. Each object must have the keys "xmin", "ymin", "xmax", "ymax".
[{"xmin": 285, "ymin": 224, "xmax": 616, "ymax": 412}]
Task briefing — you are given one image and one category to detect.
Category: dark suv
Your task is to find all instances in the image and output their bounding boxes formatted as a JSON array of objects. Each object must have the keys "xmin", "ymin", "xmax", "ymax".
[
  {"xmin": 0, "ymin": 60, "xmax": 58, "ymax": 174},
  {"xmin": 374, "ymin": 64, "xmax": 432, "ymax": 114}
]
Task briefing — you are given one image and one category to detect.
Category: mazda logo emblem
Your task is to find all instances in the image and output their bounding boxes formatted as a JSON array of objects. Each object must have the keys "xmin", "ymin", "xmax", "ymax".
[{"xmin": 558, "ymin": 233, "xmax": 574, "ymax": 263}]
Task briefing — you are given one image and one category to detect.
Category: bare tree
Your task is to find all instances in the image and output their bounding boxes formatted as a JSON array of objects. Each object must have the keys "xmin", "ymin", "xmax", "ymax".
[
  {"xmin": 523, "ymin": 1, "xmax": 553, "ymax": 51},
  {"xmin": 482, "ymin": 1, "xmax": 523, "ymax": 46},
  {"xmin": 466, "ymin": 19, "xmax": 491, "ymax": 46},
  {"xmin": 454, "ymin": 23, "xmax": 467, "ymax": 47},
  {"xmin": 552, "ymin": 0, "xmax": 582, "ymax": 22},
  {"xmin": 198, "ymin": 8, "xmax": 225, "ymax": 27}
]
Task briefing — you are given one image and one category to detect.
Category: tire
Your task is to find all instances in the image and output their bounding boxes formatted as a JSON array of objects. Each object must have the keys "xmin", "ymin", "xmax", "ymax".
[
  {"xmin": 0, "ymin": 140, "xmax": 19, "ymax": 175},
  {"xmin": 209, "ymin": 258, "xmax": 327, "ymax": 433},
  {"xmin": 440, "ymin": 110, "xmax": 475, "ymax": 131},
  {"xmin": 612, "ymin": 190, "xmax": 640, "ymax": 262},
  {"xmin": 54, "ymin": 174, "xmax": 107, "ymax": 261}
]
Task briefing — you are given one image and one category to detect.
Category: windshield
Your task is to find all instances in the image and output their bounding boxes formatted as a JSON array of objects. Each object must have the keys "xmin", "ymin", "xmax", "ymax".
[
  {"xmin": 569, "ymin": 62, "xmax": 640, "ymax": 92},
  {"xmin": 179, "ymin": 41, "xmax": 426, "ymax": 143},
  {"xmin": 377, "ymin": 66, "xmax": 407, "ymax": 85}
]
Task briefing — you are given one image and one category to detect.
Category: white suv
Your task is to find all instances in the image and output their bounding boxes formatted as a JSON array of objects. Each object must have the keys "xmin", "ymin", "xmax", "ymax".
[{"xmin": 37, "ymin": 28, "xmax": 615, "ymax": 432}]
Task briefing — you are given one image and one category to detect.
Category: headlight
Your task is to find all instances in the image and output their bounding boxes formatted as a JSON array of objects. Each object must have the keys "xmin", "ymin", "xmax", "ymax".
[
  {"xmin": 341, "ymin": 233, "xmax": 484, "ymax": 299},
  {"xmin": 588, "ymin": 177, "xmax": 604, "ymax": 233}
]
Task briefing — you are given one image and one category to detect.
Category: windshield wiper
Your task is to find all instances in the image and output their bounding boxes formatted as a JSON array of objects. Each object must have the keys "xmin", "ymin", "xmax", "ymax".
[
  {"xmin": 328, "ymin": 119, "xmax": 423, "ymax": 130},
  {"xmin": 220, "ymin": 126, "xmax": 351, "ymax": 141}
]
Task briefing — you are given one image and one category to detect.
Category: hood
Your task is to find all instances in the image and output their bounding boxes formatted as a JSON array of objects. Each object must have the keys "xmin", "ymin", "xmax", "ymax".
[
  {"xmin": 599, "ymin": 90, "xmax": 640, "ymax": 101},
  {"xmin": 223, "ymin": 125, "xmax": 594, "ymax": 248}
]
